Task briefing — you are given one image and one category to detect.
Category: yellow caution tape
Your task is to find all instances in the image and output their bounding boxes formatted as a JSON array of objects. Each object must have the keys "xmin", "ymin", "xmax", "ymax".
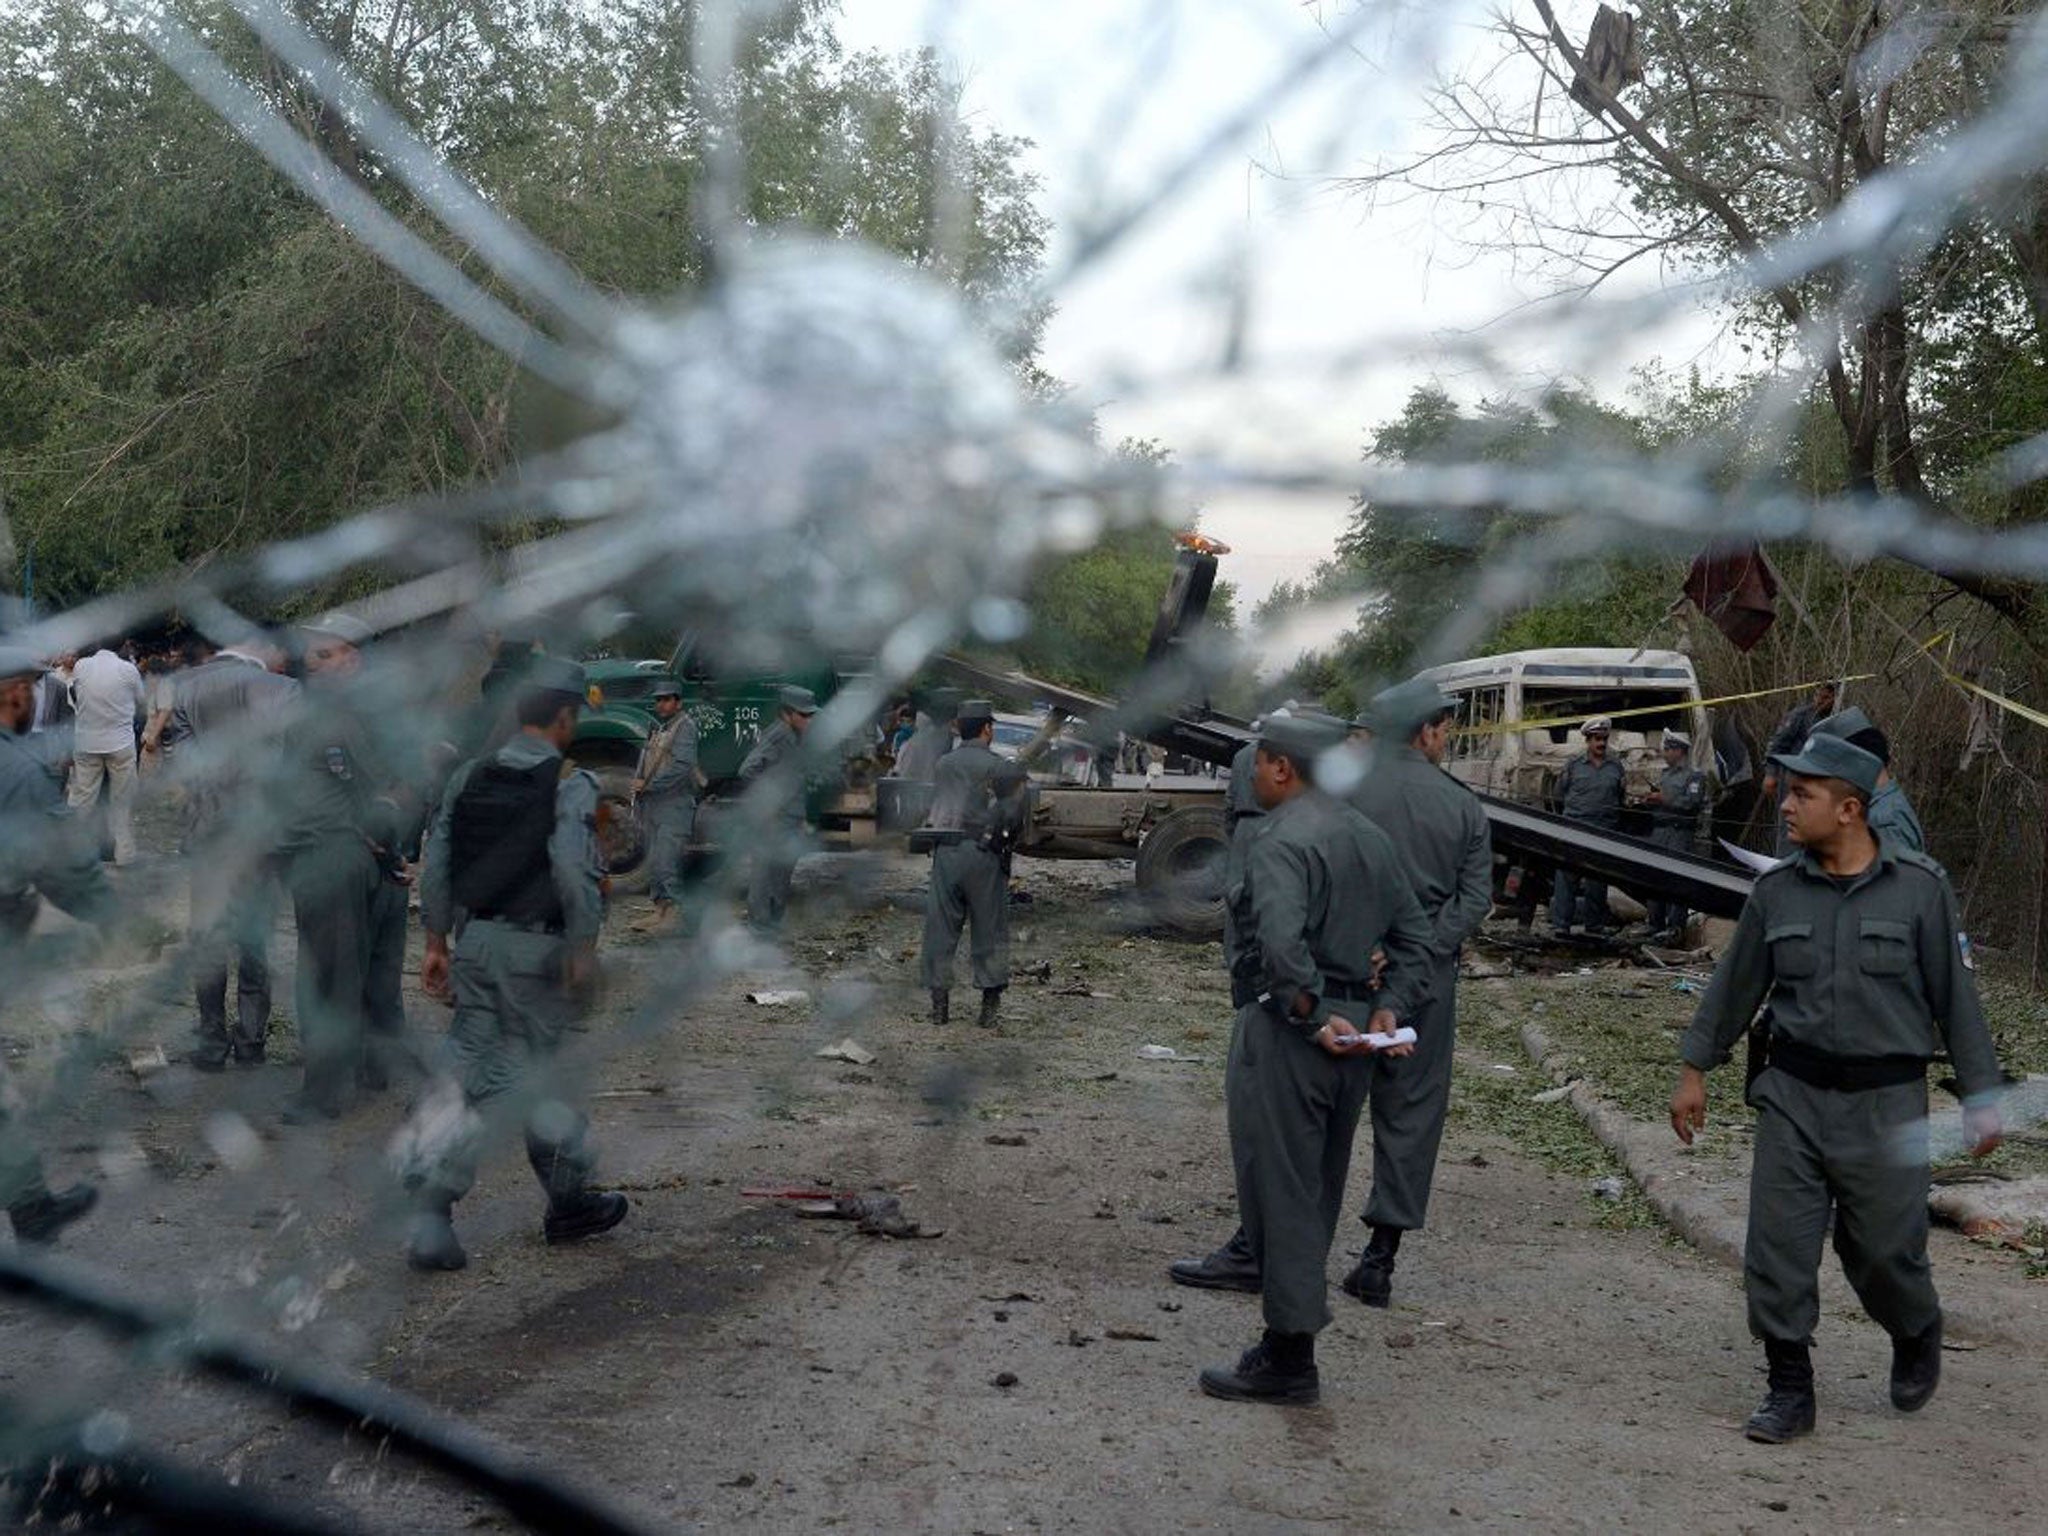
[
  {"xmin": 1909, "ymin": 630, "xmax": 2048, "ymax": 733},
  {"xmin": 1455, "ymin": 673, "xmax": 1874, "ymax": 739}
]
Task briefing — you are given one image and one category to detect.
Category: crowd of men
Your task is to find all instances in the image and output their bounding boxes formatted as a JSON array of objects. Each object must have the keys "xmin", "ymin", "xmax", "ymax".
[{"xmin": 0, "ymin": 634, "xmax": 2014, "ymax": 1444}]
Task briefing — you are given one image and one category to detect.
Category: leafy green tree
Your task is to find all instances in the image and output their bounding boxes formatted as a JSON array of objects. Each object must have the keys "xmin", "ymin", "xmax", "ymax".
[{"xmin": 0, "ymin": 0, "xmax": 1048, "ymax": 607}]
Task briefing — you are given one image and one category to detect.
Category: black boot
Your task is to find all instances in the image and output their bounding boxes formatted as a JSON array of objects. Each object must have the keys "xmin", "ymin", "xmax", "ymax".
[
  {"xmin": 1744, "ymin": 1340, "xmax": 1817, "ymax": 1444},
  {"xmin": 1169, "ymin": 1226, "xmax": 1261, "ymax": 1293},
  {"xmin": 977, "ymin": 987, "xmax": 1003, "ymax": 1029},
  {"xmin": 1198, "ymin": 1329, "xmax": 1319, "ymax": 1406},
  {"xmin": 543, "ymin": 1190, "xmax": 630, "ymax": 1245},
  {"xmin": 405, "ymin": 1195, "xmax": 469, "ymax": 1273},
  {"xmin": 929, "ymin": 989, "xmax": 950, "ymax": 1027},
  {"xmin": 1890, "ymin": 1316, "xmax": 1942, "ymax": 1412},
  {"xmin": 1340, "ymin": 1225, "xmax": 1401, "ymax": 1308},
  {"xmin": 8, "ymin": 1183, "xmax": 98, "ymax": 1245}
]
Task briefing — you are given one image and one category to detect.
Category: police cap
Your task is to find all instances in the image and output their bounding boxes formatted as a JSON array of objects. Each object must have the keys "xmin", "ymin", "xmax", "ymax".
[
  {"xmin": 1581, "ymin": 716, "xmax": 1612, "ymax": 736},
  {"xmin": 1812, "ymin": 705, "xmax": 1890, "ymax": 766},
  {"xmin": 0, "ymin": 647, "xmax": 49, "ymax": 683},
  {"xmin": 651, "ymin": 679, "xmax": 683, "ymax": 700},
  {"xmin": 1661, "ymin": 729, "xmax": 1692, "ymax": 750},
  {"xmin": 1370, "ymin": 678, "xmax": 1459, "ymax": 739},
  {"xmin": 1258, "ymin": 709, "xmax": 1348, "ymax": 767},
  {"xmin": 1770, "ymin": 732, "xmax": 1883, "ymax": 800},
  {"xmin": 300, "ymin": 611, "xmax": 375, "ymax": 647},
  {"xmin": 779, "ymin": 685, "xmax": 820, "ymax": 716}
]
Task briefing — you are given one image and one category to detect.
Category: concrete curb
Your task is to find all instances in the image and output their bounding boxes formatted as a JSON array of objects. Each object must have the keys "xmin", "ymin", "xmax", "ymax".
[
  {"xmin": 1517, "ymin": 1018, "xmax": 1747, "ymax": 1272},
  {"xmin": 1516, "ymin": 1018, "xmax": 2018, "ymax": 1343}
]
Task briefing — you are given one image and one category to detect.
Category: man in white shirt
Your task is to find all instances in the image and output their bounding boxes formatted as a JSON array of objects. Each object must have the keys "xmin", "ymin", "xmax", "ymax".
[{"xmin": 66, "ymin": 644, "xmax": 146, "ymax": 865}]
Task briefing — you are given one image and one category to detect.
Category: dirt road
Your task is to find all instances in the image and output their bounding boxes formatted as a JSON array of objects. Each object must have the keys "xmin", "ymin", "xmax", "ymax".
[{"xmin": 4, "ymin": 854, "xmax": 2045, "ymax": 1533}]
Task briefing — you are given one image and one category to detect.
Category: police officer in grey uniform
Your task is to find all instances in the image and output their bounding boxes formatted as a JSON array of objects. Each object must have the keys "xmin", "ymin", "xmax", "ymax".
[
  {"xmin": 738, "ymin": 685, "xmax": 819, "ymax": 934},
  {"xmin": 1550, "ymin": 716, "xmax": 1626, "ymax": 932},
  {"xmin": 1168, "ymin": 726, "xmax": 1274, "ymax": 1291},
  {"xmin": 1337, "ymin": 678, "xmax": 1494, "ymax": 1308},
  {"xmin": 0, "ymin": 647, "xmax": 112, "ymax": 1242},
  {"xmin": 1643, "ymin": 729, "xmax": 1708, "ymax": 941},
  {"xmin": 1813, "ymin": 706, "xmax": 1925, "ymax": 854},
  {"xmin": 1198, "ymin": 712, "xmax": 1433, "ymax": 1406},
  {"xmin": 275, "ymin": 614, "xmax": 422, "ymax": 1119},
  {"xmin": 164, "ymin": 632, "xmax": 297, "ymax": 1069},
  {"xmin": 892, "ymin": 692, "xmax": 957, "ymax": 783},
  {"xmin": 632, "ymin": 679, "xmax": 701, "ymax": 927},
  {"xmin": 919, "ymin": 700, "xmax": 1027, "ymax": 1028},
  {"xmin": 406, "ymin": 657, "xmax": 628, "ymax": 1271},
  {"xmin": 1670, "ymin": 730, "xmax": 2003, "ymax": 1443}
]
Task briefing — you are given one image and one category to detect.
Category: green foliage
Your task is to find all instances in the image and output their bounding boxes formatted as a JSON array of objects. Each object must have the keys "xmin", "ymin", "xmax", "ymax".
[
  {"xmin": 1011, "ymin": 439, "xmax": 1237, "ymax": 696},
  {"xmin": 0, "ymin": 0, "xmax": 1049, "ymax": 609}
]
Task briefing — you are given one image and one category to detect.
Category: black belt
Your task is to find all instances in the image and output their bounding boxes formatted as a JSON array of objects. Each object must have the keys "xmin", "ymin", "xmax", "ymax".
[
  {"xmin": 1767, "ymin": 1037, "xmax": 1927, "ymax": 1092},
  {"xmin": 470, "ymin": 912, "xmax": 565, "ymax": 935},
  {"xmin": 1322, "ymin": 978, "xmax": 1377, "ymax": 1002}
]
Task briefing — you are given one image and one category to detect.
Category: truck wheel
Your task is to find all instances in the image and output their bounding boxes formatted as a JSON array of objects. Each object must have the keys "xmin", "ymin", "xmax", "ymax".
[
  {"xmin": 1136, "ymin": 806, "xmax": 1229, "ymax": 938},
  {"xmin": 593, "ymin": 768, "xmax": 651, "ymax": 894}
]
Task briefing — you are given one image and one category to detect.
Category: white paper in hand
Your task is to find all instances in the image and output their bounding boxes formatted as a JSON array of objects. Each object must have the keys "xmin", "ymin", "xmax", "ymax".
[{"xmin": 1359, "ymin": 1026, "xmax": 1418, "ymax": 1051}]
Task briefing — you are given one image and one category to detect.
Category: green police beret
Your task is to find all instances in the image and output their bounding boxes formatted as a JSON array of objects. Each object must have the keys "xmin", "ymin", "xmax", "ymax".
[
  {"xmin": 1770, "ymin": 731, "xmax": 1882, "ymax": 799},
  {"xmin": 523, "ymin": 656, "xmax": 588, "ymax": 699},
  {"xmin": 1369, "ymin": 678, "xmax": 1459, "ymax": 739}
]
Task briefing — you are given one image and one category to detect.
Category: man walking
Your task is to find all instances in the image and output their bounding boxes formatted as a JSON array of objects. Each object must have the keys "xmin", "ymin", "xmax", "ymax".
[
  {"xmin": 631, "ymin": 680, "xmax": 702, "ymax": 933},
  {"xmin": 1551, "ymin": 715, "xmax": 1625, "ymax": 933},
  {"xmin": 1197, "ymin": 712, "xmax": 1432, "ymax": 1407},
  {"xmin": 1669, "ymin": 731, "xmax": 2002, "ymax": 1443},
  {"xmin": 738, "ymin": 685, "xmax": 819, "ymax": 935},
  {"xmin": 1, "ymin": 647, "xmax": 114, "ymax": 1243},
  {"xmin": 1643, "ymin": 729, "xmax": 1708, "ymax": 942},
  {"xmin": 1337, "ymin": 678, "xmax": 1494, "ymax": 1309},
  {"xmin": 163, "ymin": 632, "xmax": 297, "ymax": 1070},
  {"xmin": 65, "ymin": 641, "xmax": 146, "ymax": 865},
  {"xmin": 919, "ymin": 700, "xmax": 1028, "ymax": 1028},
  {"xmin": 405, "ymin": 657, "xmax": 628, "ymax": 1270}
]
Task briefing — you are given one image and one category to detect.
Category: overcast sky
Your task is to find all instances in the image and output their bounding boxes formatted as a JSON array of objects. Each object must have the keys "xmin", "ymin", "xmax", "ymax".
[{"xmin": 834, "ymin": 0, "xmax": 1728, "ymax": 620}]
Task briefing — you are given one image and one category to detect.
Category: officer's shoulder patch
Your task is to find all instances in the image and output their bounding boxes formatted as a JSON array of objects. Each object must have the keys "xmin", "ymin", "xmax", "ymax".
[{"xmin": 1889, "ymin": 847, "xmax": 1946, "ymax": 879}]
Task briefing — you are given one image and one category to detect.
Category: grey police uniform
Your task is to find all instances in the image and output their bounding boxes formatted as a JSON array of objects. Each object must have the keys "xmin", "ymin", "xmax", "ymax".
[
  {"xmin": 1226, "ymin": 786, "xmax": 1433, "ymax": 1336},
  {"xmin": 893, "ymin": 716, "xmax": 953, "ymax": 783},
  {"xmin": 738, "ymin": 705, "xmax": 811, "ymax": 932},
  {"xmin": 274, "ymin": 702, "xmax": 401, "ymax": 1114},
  {"xmin": 1347, "ymin": 744, "xmax": 1493, "ymax": 1233},
  {"xmin": 1, "ymin": 718, "xmax": 115, "ymax": 1218},
  {"xmin": 1680, "ymin": 842, "xmax": 2002, "ymax": 1347},
  {"xmin": 1220, "ymin": 739, "xmax": 1264, "ymax": 972},
  {"xmin": 638, "ymin": 708, "xmax": 701, "ymax": 906},
  {"xmin": 414, "ymin": 734, "xmax": 607, "ymax": 1208},
  {"xmin": 164, "ymin": 651, "xmax": 299, "ymax": 1064},
  {"xmin": 918, "ymin": 739, "xmax": 1025, "ymax": 994},
  {"xmin": 1551, "ymin": 751, "xmax": 1625, "ymax": 928},
  {"xmin": 1868, "ymin": 780, "xmax": 1926, "ymax": 854},
  {"xmin": 1646, "ymin": 758, "xmax": 1708, "ymax": 933}
]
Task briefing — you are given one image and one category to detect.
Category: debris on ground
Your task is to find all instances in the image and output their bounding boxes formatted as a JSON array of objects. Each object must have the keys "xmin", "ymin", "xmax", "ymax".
[
  {"xmin": 1530, "ymin": 1082, "xmax": 1579, "ymax": 1105},
  {"xmin": 814, "ymin": 1038, "xmax": 877, "ymax": 1065},
  {"xmin": 746, "ymin": 989, "xmax": 811, "ymax": 1006},
  {"xmin": 1104, "ymin": 1326, "xmax": 1157, "ymax": 1342},
  {"xmin": 1016, "ymin": 960, "xmax": 1053, "ymax": 981},
  {"xmin": 128, "ymin": 1045, "xmax": 170, "ymax": 1079},
  {"xmin": 985, "ymin": 1132, "xmax": 1031, "ymax": 1147},
  {"xmin": 790, "ymin": 1191, "xmax": 942, "ymax": 1238},
  {"xmin": 1590, "ymin": 1176, "xmax": 1629, "ymax": 1202},
  {"xmin": 1135, "ymin": 1044, "xmax": 1200, "ymax": 1062},
  {"xmin": 992, "ymin": 1372, "xmax": 1019, "ymax": 1389}
]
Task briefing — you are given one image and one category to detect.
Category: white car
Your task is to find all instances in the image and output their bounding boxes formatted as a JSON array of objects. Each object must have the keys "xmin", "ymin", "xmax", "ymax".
[{"xmin": 990, "ymin": 713, "xmax": 1098, "ymax": 785}]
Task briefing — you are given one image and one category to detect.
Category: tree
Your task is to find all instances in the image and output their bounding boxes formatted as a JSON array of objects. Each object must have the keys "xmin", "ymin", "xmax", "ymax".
[
  {"xmin": 0, "ymin": 0, "xmax": 1049, "ymax": 606},
  {"xmin": 1338, "ymin": 0, "xmax": 2048, "ymax": 630},
  {"xmin": 1009, "ymin": 438, "xmax": 1238, "ymax": 697},
  {"xmin": 1253, "ymin": 381, "xmax": 1673, "ymax": 714}
]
